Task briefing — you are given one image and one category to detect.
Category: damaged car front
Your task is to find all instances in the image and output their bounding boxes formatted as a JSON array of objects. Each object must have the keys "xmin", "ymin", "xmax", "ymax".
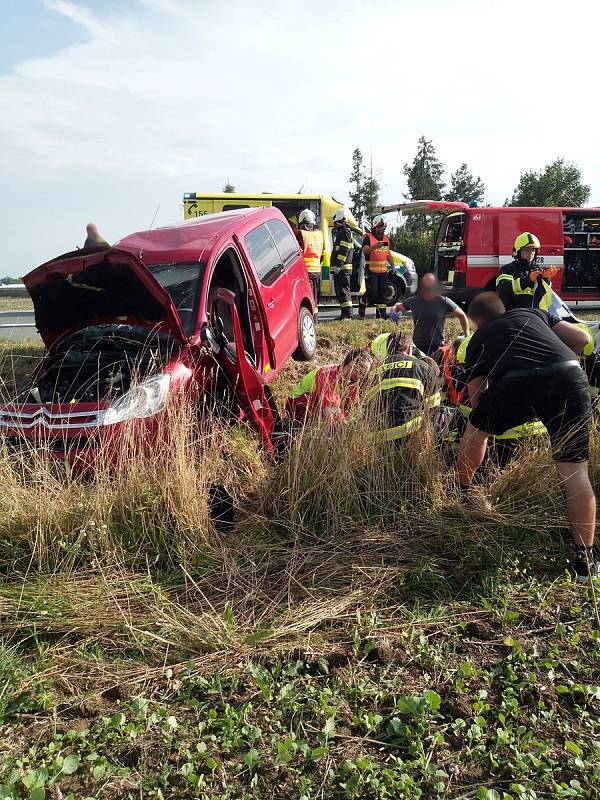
[{"xmin": 0, "ymin": 249, "xmax": 205, "ymax": 467}]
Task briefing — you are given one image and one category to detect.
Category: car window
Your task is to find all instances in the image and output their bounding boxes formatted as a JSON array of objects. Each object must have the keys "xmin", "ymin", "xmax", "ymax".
[
  {"xmin": 244, "ymin": 223, "xmax": 283, "ymax": 286},
  {"xmin": 147, "ymin": 261, "xmax": 205, "ymax": 335},
  {"xmin": 267, "ymin": 219, "xmax": 301, "ymax": 269}
]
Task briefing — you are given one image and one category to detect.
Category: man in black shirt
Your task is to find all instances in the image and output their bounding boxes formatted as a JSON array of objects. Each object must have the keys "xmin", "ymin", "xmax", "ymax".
[{"xmin": 456, "ymin": 292, "xmax": 598, "ymax": 582}]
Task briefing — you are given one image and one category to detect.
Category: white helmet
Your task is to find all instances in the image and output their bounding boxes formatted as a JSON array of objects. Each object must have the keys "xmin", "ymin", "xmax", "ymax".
[
  {"xmin": 298, "ymin": 209, "xmax": 316, "ymax": 225},
  {"xmin": 372, "ymin": 214, "xmax": 386, "ymax": 228},
  {"xmin": 332, "ymin": 207, "xmax": 349, "ymax": 224}
]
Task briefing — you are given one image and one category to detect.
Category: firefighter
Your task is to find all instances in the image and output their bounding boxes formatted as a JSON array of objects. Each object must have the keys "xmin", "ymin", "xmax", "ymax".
[
  {"xmin": 369, "ymin": 331, "xmax": 427, "ymax": 362},
  {"xmin": 449, "ymin": 333, "xmax": 547, "ymax": 466},
  {"xmin": 330, "ymin": 207, "xmax": 355, "ymax": 319},
  {"xmin": 457, "ymin": 292, "xmax": 597, "ymax": 582},
  {"xmin": 286, "ymin": 349, "xmax": 373, "ymax": 423},
  {"xmin": 83, "ymin": 222, "xmax": 109, "ymax": 249},
  {"xmin": 366, "ymin": 332, "xmax": 440, "ymax": 442},
  {"xmin": 296, "ymin": 209, "xmax": 324, "ymax": 308},
  {"xmin": 496, "ymin": 232, "xmax": 558, "ymax": 312},
  {"xmin": 359, "ymin": 215, "xmax": 394, "ymax": 319}
]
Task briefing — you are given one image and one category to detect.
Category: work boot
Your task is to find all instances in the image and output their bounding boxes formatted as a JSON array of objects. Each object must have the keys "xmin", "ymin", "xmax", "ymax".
[
  {"xmin": 572, "ymin": 546, "xmax": 600, "ymax": 584},
  {"xmin": 358, "ymin": 305, "xmax": 366, "ymax": 319}
]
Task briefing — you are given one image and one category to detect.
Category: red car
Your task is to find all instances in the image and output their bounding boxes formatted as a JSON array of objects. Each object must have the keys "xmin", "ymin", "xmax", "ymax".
[{"xmin": 0, "ymin": 207, "xmax": 316, "ymax": 464}]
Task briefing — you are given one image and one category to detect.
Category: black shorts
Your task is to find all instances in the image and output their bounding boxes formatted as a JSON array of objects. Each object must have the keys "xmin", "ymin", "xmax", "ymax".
[{"xmin": 469, "ymin": 366, "xmax": 591, "ymax": 462}]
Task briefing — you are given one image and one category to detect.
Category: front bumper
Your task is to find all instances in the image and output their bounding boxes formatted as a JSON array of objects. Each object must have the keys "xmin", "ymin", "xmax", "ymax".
[{"xmin": 0, "ymin": 403, "xmax": 159, "ymax": 469}]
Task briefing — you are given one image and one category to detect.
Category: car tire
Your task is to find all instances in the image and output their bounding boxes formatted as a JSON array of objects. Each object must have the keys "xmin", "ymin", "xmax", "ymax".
[
  {"xmin": 385, "ymin": 274, "xmax": 407, "ymax": 306},
  {"xmin": 292, "ymin": 306, "xmax": 317, "ymax": 361}
]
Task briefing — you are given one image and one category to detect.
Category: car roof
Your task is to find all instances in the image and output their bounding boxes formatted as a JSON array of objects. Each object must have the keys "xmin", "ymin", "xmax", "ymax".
[{"xmin": 117, "ymin": 206, "xmax": 277, "ymax": 264}]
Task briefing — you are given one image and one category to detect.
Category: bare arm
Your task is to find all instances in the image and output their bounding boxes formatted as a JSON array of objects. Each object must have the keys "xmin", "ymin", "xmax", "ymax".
[
  {"xmin": 467, "ymin": 376, "xmax": 487, "ymax": 409},
  {"xmin": 552, "ymin": 321, "xmax": 590, "ymax": 355},
  {"xmin": 394, "ymin": 303, "xmax": 408, "ymax": 313},
  {"xmin": 452, "ymin": 307, "xmax": 470, "ymax": 336}
]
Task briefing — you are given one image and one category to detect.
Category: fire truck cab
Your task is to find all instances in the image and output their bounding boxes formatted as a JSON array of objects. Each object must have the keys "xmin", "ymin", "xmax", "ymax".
[{"xmin": 381, "ymin": 201, "xmax": 600, "ymax": 306}]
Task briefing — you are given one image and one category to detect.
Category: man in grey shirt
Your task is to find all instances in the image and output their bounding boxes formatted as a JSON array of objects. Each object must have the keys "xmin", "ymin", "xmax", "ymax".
[{"xmin": 394, "ymin": 273, "xmax": 469, "ymax": 354}]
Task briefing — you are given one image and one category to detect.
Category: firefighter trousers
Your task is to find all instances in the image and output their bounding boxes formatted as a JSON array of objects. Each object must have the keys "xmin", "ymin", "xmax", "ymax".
[
  {"xmin": 361, "ymin": 272, "xmax": 389, "ymax": 319},
  {"xmin": 334, "ymin": 269, "xmax": 352, "ymax": 318},
  {"xmin": 308, "ymin": 273, "xmax": 321, "ymax": 307}
]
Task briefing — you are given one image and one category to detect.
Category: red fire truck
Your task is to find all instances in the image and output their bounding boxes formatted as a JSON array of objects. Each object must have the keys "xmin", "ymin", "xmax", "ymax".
[{"xmin": 381, "ymin": 201, "xmax": 600, "ymax": 306}]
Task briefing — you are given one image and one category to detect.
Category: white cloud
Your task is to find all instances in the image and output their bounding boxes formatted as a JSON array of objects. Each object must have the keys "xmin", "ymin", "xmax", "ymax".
[
  {"xmin": 0, "ymin": 0, "xmax": 599, "ymax": 274},
  {"xmin": 43, "ymin": 0, "xmax": 117, "ymax": 41}
]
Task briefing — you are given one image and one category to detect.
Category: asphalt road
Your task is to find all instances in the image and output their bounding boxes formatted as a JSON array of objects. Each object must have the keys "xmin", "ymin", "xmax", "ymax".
[
  {"xmin": 0, "ymin": 310, "xmax": 38, "ymax": 342},
  {"xmin": 2, "ymin": 303, "xmax": 600, "ymax": 341}
]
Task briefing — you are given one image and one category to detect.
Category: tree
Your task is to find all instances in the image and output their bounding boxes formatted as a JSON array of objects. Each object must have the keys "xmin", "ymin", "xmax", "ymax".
[
  {"xmin": 349, "ymin": 148, "xmax": 366, "ymax": 223},
  {"xmin": 403, "ymin": 136, "xmax": 445, "ymax": 232},
  {"xmin": 403, "ymin": 136, "xmax": 445, "ymax": 201},
  {"xmin": 509, "ymin": 158, "xmax": 590, "ymax": 207},
  {"xmin": 222, "ymin": 179, "xmax": 236, "ymax": 193},
  {"xmin": 444, "ymin": 163, "xmax": 485, "ymax": 205},
  {"xmin": 364, "ymin": 175, "xmax": 381, "ymax": 221}
]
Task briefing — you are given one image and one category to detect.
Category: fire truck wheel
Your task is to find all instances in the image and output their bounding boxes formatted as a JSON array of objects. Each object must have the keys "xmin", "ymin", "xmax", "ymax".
[{"xmin": 292, "ymin": 306, "xmax": 317, "ymax": 362}]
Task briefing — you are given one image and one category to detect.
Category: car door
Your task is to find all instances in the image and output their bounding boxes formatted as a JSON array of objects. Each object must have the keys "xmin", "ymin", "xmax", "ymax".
[
  {"xmin": 206, "ymin": 287, "xmax": 276, "ymax": 457},
  {"xmin": 238, "ymin": 220, "xmax": 300, "ymax": 368}
]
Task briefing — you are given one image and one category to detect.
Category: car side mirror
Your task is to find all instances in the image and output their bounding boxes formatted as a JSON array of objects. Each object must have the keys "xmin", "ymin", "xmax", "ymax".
[{"xmin": 201, "ymin": 324, "xmax": 221, "ymax": 355}]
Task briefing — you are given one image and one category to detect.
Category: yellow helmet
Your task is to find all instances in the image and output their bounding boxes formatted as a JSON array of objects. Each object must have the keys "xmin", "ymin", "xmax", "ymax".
[{"xmin": 513, "ymin": 231, "xmax": 541, "ymax": 256}]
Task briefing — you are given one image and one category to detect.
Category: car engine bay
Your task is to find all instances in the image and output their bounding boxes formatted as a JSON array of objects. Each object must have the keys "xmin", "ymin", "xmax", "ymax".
[{"xmin": 17, "ymin": 325, "xmax": 179, "ymax": 405}]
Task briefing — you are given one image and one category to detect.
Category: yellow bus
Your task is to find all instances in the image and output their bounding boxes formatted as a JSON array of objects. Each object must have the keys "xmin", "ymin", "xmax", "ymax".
[{"xmin": 182, "ymin": 192, "xmax": 417, "ymax": 304}]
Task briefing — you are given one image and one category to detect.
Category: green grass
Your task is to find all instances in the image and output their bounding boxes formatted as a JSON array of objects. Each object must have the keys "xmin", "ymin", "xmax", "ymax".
[{"xmin": 0, "ymin": 318, "xmax": 599, "ymax": 800}]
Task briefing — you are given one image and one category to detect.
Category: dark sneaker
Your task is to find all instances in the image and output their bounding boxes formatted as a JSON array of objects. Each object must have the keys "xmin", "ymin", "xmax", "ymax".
[{"xmin": 572, "ymin": 547, "xmax": 600, "ymax": 584}]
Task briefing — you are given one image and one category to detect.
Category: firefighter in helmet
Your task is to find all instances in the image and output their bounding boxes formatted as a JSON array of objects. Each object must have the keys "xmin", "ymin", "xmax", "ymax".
[
  {"xmin": 330, "ymin": 207, "xmax": 354, "ymax": 319},
  {"xmin": 495, "ymin": 232, "xmax": 558, "ymax": 312},
  {"xmin": 296, "ymin": 209, "xmax": 324, "ymax": 307},
  {"xmin": 359, "ymin": 215, "xmax": 394, "ymax": 319}
]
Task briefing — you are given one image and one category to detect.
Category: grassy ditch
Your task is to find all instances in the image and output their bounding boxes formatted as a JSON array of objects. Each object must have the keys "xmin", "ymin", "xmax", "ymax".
[{"xmin": 0, "ymin": 319, "xmax": 599, "ymax": 800}]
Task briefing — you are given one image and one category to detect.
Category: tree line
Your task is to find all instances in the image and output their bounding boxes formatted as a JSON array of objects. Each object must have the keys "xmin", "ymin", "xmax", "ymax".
[{"xmin": 349, "ymin": 136, "xmax": 591, "ymax": 225}]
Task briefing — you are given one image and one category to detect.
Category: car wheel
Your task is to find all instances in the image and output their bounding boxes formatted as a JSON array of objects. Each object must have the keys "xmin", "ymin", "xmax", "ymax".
[
  {"xmin": 385, "ymin": 274, "xmax": 407, "ymax": 306},
  {"xmin": 292, "ymin": 306, "xmax": 316, "ymax": 361}
]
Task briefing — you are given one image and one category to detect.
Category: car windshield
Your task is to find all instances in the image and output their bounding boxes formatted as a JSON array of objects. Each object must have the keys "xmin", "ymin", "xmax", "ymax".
[{"xmin": 147, "ymin": 261, "xmax": 206, "ymax": 335}]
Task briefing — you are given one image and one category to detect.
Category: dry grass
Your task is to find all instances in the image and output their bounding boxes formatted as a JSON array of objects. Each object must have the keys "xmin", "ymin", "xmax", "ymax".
[{"xmin": 0, "ymin": 318, "xmax": 595, "ymax": 696}]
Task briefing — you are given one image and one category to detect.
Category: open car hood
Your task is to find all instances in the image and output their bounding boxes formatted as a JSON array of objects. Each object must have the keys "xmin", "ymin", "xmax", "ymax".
[
  {"xmin": 380, "ymin": 201, "xmax": 470, "ymax": 215},
  {"xmin": 24, "ymin": 248, "xmax": 188, "ymax": 347}
]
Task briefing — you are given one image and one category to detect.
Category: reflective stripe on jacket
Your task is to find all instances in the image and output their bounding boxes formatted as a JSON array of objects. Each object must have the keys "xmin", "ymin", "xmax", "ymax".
[
  {"xmin": 368, "ymin": 355, "xmax": 439, "ymax": 440},
  {"xmin": 364, "ymin": 232, "xmax": 390, "ymax": 274},
  {"xmin": 331, "ymin": 224, "xmax": 354, "ymax": 271},
  {"xmin": 496, "ymin": 259, "xmax": 552, "ymax": 312}
]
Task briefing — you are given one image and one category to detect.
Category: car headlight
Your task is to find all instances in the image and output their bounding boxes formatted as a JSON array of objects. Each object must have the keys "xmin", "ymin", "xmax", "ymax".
[{"xmin": 103, "ymin": 374, "xmax": 171, "ymax": 425}]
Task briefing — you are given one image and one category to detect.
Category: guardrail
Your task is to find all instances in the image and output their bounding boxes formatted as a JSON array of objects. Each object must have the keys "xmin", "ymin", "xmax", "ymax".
[{"xmin": 0, "ymin": 285, "xmax": 28, "ymax": 298}]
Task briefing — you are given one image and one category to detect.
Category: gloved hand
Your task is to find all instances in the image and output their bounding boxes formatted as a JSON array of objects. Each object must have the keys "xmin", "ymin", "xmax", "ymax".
[
  {"xmin": 332, "ymin": 265, "xmax": 340, "ymax": 275},
  {"xmin": 390, "ymin": 310, "xmax": 401, "ymax": 323},
  {"xmin": 541, "ymin": 265, "xmax": 558, "ymax": 279},
  {"xmin": 528, "ymin": 269, "xmax": 543, "ymax": 282}
]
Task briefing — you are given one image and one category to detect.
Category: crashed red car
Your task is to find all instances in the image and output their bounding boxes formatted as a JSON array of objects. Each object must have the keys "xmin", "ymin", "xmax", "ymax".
[{"xmin": 0, "ymin": 207, "xmax": 316, "ymax": 464}]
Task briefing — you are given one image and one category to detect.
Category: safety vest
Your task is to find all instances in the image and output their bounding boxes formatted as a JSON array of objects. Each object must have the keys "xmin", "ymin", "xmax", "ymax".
[
  {"xmin": 299, "ymin": 229, "xmax": 324, "ymax": 274},
  {"xmin": 438, "ymin": 345, "xmax": 466, "ymax": 406},
  {"xmin": 365, "ymin": 232, "xmax": 390, "ymax": 274}
]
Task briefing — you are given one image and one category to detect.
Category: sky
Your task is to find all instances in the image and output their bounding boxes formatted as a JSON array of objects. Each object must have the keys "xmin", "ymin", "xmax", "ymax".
[{"xmin": 1, "ymin": 0, "xmax": 600, "ymax": 276}]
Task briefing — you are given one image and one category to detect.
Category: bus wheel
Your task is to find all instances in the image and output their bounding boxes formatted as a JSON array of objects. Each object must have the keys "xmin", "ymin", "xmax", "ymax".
[{"xmin": 385, "ymin": 275, "xmax": 407, "ymax": 306}]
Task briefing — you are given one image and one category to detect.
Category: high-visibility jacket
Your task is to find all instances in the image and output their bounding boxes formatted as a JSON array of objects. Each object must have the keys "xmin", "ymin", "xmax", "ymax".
[
  {"xmin": 496, "ymin": 259, "xmax": 552, "ymax": 312},
  {"xmin": 364, "ymin": 232, "xmax": 391, "ymax": 274},
  {"xmin": 367, "ymin": 354, "xmax": 440, "ymax": 440},
  {"xmin": 299, "ymin": 229, "xmax": 324, "ymax": 274},
  {"xmin": 369, "ymin": 332, "xmax": 426, "ymax": 362},
  {"xmin": 286, "ymin": 364, "xmax": 358, "ymax": 422},
  {"xmin": 331, "ymin": 224, "xmax": 354, "ymax": 272}
]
